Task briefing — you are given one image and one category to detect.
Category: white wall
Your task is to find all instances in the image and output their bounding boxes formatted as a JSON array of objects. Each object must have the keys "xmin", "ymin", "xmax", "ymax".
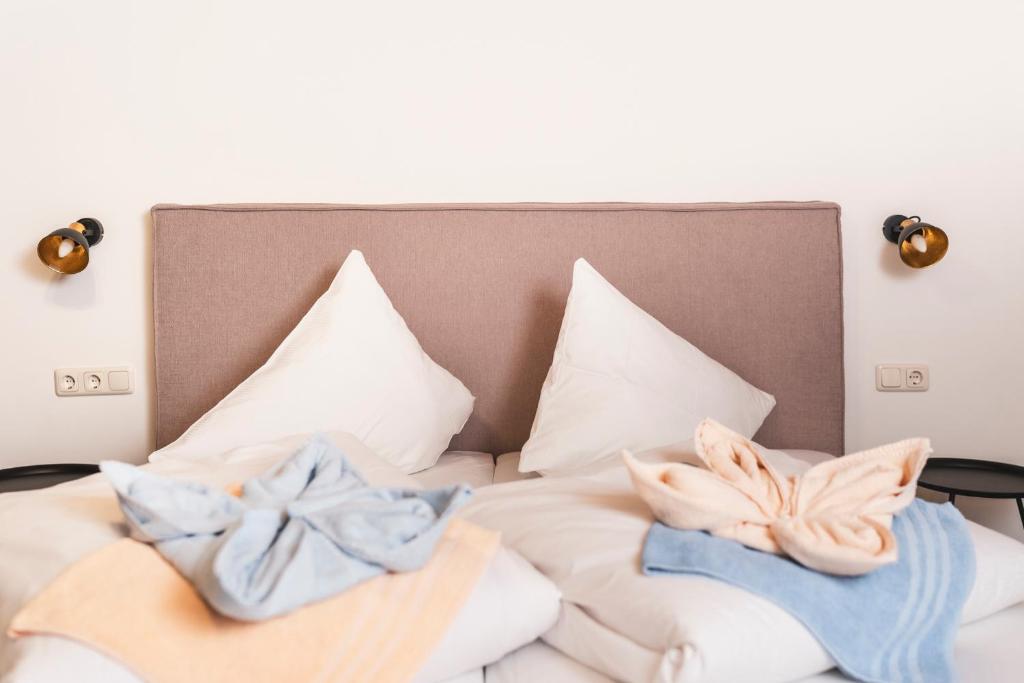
[{"xmin": 2, "ymin": 1, "xmax": 1023, "ymax": 538}]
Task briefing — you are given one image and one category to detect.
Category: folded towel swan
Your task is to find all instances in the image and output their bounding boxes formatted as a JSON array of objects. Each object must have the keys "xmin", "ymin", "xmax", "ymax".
[{"xmin": 624, "ymin": 419, "xmax": 931, "ymax": 576}]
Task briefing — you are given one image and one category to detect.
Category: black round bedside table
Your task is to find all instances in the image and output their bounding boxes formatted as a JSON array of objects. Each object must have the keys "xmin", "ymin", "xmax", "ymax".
[
  {"xmin": 918, "ymin": 458, "xmax": 1024, "ymax": 529},
  {"xmin": 0, "ymin": 464, "xmax": 100, "ymax": 494}
]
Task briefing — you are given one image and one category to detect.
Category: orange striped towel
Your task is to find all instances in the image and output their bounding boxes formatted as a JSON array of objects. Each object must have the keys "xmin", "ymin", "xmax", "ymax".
[{"xmin": 8, "ymin": 518, "xmax": 498, "ymax": 683}]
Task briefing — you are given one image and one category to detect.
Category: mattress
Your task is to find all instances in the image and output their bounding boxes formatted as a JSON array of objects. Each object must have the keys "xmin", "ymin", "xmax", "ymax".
[
  {"xmin": 493, "ymin": 452, "xmax": 538, "ymax": 484},
  {"xmin": 411, "ymin": 451, "xmax": 495, "ymax": 489}
]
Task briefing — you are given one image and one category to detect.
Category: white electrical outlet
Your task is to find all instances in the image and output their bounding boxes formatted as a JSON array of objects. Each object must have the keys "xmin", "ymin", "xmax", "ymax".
[
  {"xmin": 875, "ymin": 364, "xmax": 929, "ymax": 392},
  {"xmin": 57, "ymin": 372, "xmax": 80, "ymax": 394},
  {"xmin": 54, "ymin": 367, "xmax": 134, "ymax": 396},
  {"xmin": 85, "ymin": 372, "xmax": 102, "ymax": 391}
]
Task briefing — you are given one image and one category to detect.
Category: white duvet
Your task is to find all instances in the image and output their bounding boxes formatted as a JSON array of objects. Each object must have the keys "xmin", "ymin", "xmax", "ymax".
[
  {"xmin": 460, "ymin": 448, "xmax": 1024, "ymax": 683},
  {"xmin": 0, "ymin": 434, "xmax": 559, "ymax": 683}
]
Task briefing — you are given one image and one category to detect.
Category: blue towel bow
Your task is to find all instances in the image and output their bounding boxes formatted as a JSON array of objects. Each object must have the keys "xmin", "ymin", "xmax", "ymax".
[
  {"xmin": 101, "ymin": 434, "xmax": 471, "ymax": 621},
  {"xmin": 642, "ymin": 500, "xmax": 974, "ymax": 683}
]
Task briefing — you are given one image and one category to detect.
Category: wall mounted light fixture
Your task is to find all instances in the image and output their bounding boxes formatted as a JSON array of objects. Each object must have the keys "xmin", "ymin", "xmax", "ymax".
[
  {"xmin": 37, "ymin": 218, "xmax": 104, "ymax": 274},
  {"xmin": 882, "ymin": 214, "xmax": 948, "ymax": 269}
]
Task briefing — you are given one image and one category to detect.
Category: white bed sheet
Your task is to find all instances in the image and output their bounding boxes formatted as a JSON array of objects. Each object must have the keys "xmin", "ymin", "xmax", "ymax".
[
  {"xmin": 487, "ymin": 602, "xmax": 1024, "ymax": 683},
  {"xmin": 441, "ymin": 669, "xmax": 484, "ymax": 683},
  {"xmin": 493, "ymin": 448, "xmax": 836, "ymax": 485},
  {"xmin": 411, "ymin": 451, "xmax": 495, "ymax": 489}
]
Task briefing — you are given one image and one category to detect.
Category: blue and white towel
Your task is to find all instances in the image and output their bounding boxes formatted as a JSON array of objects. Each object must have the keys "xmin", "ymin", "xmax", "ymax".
[
  {"xmin": 101, "ymin": 434, "xmax": 471, "ymax": 621},
  {"xmin": 643, "ymin": 500, "xmax": 974, "ymax": 683}
]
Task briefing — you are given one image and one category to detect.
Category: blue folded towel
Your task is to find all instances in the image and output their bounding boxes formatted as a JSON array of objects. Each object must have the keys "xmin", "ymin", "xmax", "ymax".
[
  {"xmin": 642, "ymin": 500, "xmax": 974, "ymax": 683},
  {"xmin": 101, "ymin": 434, "xmax": 471, "ymax": 621}
]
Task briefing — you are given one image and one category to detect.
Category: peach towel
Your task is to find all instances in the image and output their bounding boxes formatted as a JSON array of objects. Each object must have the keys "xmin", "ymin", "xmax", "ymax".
[
  {"xmin": 625, "ymin": 419, "xmax": 931, "ymax": 575},
  {"xmin": 8, "ymin": 518, "xmax": 498, "ymax": 683}
]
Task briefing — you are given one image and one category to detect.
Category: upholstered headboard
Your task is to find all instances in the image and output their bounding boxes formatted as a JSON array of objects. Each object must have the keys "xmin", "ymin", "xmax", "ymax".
[{"xmin": 152, "ymin": 202, "xmax": 844, "ymax": 455}]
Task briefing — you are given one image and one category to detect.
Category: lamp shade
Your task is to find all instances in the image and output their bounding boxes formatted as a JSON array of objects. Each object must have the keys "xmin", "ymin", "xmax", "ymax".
[
  {"xmin": 882, "ymin": 215, "xmax": 948, "ymax": 269},
  {"xmin": 37, "ymin": 218, "xmax": 104, "ymax": 274}
]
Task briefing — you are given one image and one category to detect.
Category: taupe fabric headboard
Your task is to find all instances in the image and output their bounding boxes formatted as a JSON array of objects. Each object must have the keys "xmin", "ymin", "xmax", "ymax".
[{"xmin": 153, "ymin": 202, "xmax": 844, "ymax": 455}]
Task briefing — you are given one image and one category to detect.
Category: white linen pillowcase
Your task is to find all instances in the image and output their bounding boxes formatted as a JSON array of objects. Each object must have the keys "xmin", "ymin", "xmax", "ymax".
[
  {"xmin": 150, "ymin": 250, "xmax": 474, "ymax": 474},
  {"xmin": 415, "ymin": 546, "xmax": 561, "ymax": 682},
  {"xmin": 519, "ymin": 258, "xmax": 776, "ymax": 475}
]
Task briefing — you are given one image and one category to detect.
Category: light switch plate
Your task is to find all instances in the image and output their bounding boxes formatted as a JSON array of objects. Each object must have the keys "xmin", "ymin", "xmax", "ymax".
[
  {"xmin": 54, "ymin": 367, "xmax": 134, "ymax": 396},
  {"xmin": 875, "ymin": 364, "xmax": 929, "ymax": 392}
]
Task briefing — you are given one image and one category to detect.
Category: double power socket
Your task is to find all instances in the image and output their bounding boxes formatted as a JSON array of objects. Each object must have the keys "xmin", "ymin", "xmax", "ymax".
[
  {"xmin": 875, "ymin": 364, "xmax": 929, "ymax": 392},
  {"xmin": 54, "ymin": 367, "xmax": 134, "ymax": 396}
]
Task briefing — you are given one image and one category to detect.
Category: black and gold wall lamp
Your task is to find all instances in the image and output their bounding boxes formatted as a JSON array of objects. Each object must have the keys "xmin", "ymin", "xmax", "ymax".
[
  {"xmin": 37, "ymin": 218, "xmax": 104, "ymax": 274},
  {"xmin": 882, "ymin": 214, "xmax": 948, "ymax": 269}
]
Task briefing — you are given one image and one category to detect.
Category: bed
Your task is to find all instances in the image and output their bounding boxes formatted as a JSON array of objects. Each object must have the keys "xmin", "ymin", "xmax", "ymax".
[{"xmin": 2, "ymin": 202, "xmax": 1021, "ymax": 683}]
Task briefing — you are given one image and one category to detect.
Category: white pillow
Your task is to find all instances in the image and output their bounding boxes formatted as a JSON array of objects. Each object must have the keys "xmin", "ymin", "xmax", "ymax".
[
  {"xmin": 415, "ymin": 546, "xmax": 561, "ymax": 682},
  {"xmin": 519, "ymin": 258, "xmax": 776, "ymax": 475},
  {"xmin": 150, "ymin": 250, "xmax": 474, "ymax": 473}
]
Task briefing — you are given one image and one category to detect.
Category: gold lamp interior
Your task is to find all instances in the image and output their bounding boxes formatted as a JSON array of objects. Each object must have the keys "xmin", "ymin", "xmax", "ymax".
[
  {"xmin": 898, "ymin": 223, "xmax": 949, "ymax": 269},
  {"xmin": 882, "ymin": 214, "xmax": 948, "ymax": 269},
  {"xmin": 36, "ymin": 219, "xmax": 103, "ymax": 275}
]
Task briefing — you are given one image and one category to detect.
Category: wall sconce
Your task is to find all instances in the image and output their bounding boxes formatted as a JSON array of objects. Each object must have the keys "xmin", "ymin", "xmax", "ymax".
[
  {"xmin": 37, "ymin": 218, "xmax": 104, "ymax": 274},
  {"xmin": 882, "ymin": 214, "xmax": 948, "ymax": 269}
]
